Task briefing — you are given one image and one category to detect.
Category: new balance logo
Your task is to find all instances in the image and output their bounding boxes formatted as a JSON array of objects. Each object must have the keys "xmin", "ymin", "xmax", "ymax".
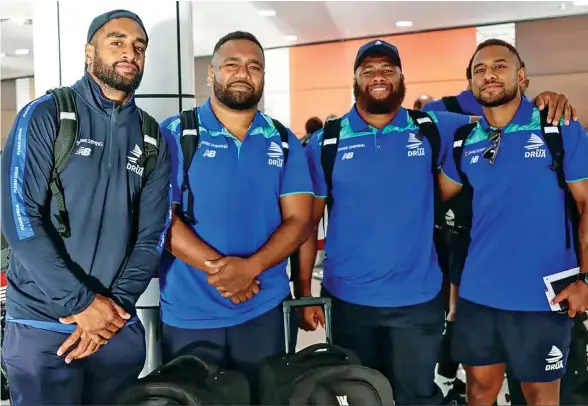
[
  {"xmin": 407, "ymin": 133, "xmax": 425, "ymax": 157},
  {"xmin": 336, "ymin": 395, "xmax": 349, "ymax": 406},
  {"xmin": 342, "ymin": 152, "xmax": 354, "ymax": 160},
  {"xmin": 525, "ymin": 134, "xmax": 546, "ymax": 158},
  {"xmin": 202, "ymin": 149, "xmax": 216, "ymax": 158},
  {"xmin": 267, "ymin": 141, "xmax": 283, "ymax": 167},
  {"xmin": 545, "ymin": 345, "xmax": 564, "ymax": 371},
  {"xmin": 75, "ymin": 146, "xmax": 92, "ymax": 157},
  {"xmin": 126, "ymin": 144, "xmax": 144, "ymax": 176}
]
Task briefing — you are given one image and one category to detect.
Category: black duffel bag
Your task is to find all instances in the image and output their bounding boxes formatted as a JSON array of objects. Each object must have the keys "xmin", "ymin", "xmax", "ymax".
[
  {"xmin": 259, "ymin": 297, "xmax": 395, "ymax": 405},
  {"xmin": 116, "ymin": 354, "xmax": 250, "ymax": 405}
]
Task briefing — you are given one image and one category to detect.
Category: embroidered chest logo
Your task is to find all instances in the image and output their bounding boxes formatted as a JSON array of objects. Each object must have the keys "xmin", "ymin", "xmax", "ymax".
[
  {"xmin": 407, "ymin": 133, "xmax": 425, "ymax": 157},
  {"xmin": 524, "ymin": 134, "xmax": 546, "ymax": 159},
  {"xmin": 127, "ymin": 144, "xmax": 144, "ymax": 176},
  {"xmin": 267, "ymin": 141, "xmax": 284, "ymax": 168}
]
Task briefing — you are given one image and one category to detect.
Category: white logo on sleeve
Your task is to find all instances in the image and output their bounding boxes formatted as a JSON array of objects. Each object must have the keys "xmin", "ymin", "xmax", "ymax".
[
  {"xmin": 545, "ymin": 345, "xmax": 564, "ymax": 371},
  {"xmin": 407, "ymin": 133, "xmax": 425, "ymax": 157},
  {"xmin": 268, "ymin": 141, "xmax": 284, "ymax": 167},
  {"xmin": 341, "ymin": 152, "xmax": 354, "ymax": 160},
  {"xmin": 524, "ymin": 134, "xmax": 546, "ymax": 159},
  {"xmin": 126, "ymin": 144, "xmax": 144, "ymax": 176}
]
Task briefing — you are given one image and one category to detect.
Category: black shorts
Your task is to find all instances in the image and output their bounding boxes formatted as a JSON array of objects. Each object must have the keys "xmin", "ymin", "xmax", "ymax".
[{"xmin": 452, "ymin": 298, "xmax": 574, "ymax": 382}]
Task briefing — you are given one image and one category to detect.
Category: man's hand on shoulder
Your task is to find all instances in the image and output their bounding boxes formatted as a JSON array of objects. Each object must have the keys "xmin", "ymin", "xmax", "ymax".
[
  {"xmin": 205, "ymin": 257, "xmax": 262, "ymax": 298},
  {"xmin": 534, "ymin": 91, "xmax": 578, "ymax": 125}
]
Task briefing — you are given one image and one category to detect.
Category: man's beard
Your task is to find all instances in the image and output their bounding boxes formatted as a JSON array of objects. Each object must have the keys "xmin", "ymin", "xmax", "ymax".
[
  {"xmin": 214, "ymin": 78, "xmax": 263, "ymax": 111},
  {"xmin": 92, "ymin": 54, "xmax": 143, "ymax": 95},
  {"xmin": 475, "ymin": 81, "xmax": 518, "ymax": 108},
  {"xmin": 353, "ymin": 78, "xmax": 406, "ymax": 114}
]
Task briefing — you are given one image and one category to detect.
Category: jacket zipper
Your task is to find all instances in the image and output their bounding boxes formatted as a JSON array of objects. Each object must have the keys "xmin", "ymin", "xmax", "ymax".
[{"xmin": 109, "ymin": 105, "xmax": 120, "ymax": 168}]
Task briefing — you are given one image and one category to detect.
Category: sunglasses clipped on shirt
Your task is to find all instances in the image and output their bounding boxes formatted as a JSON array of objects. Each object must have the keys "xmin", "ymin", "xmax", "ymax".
[{"xmin": 482, "ymin": 128, "xmax": 502, "ymax": 165}]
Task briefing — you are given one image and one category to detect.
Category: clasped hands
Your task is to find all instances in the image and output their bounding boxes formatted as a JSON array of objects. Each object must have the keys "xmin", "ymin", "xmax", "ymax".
[
  {"xmin": 204, "ymin": 256, "xmax": 262, "ymax": 304},
  {"xmin": 56, "ymin": 294, "xmax": 130, "ymax": 364}
]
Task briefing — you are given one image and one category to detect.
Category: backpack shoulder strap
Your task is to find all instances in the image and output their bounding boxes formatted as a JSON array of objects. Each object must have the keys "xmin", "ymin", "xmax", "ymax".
[
  {"xmin": 321, "ymin": 118, "xmax": 342, "ymax": 213},
  {"xmin": 179, "ymin": 108, "xmax": 200, "ymax": 224},
  {"xmin": 137, "ymin": 108, "xmax": 160, "ymax": 186},
  {"xmin": 270, "ymin": 118, "xmax": 290, "ymax": 162},
  {"xmin": 539, "ymin": 108, "xmax": 564, "ymax": 188},
  {"xmin": 539, "ymin": 108, "xmax": 574, "ymax": 250},
  {"xmin": 442, "ymin": 96, "xmax": 464, "ymax": 115},
  {"xmin": 453, "ymin": 122, "xmax": 477, "ymax": 184},
  {"xmin": 46, "ymin": 87, "xmax": 78, "ymax": 238},
  {"xmin": 407, "ymin": 109, "xmax": 441, "ymax": 175}
]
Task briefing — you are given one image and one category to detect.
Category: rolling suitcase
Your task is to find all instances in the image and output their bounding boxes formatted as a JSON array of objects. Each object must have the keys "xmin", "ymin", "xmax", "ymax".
[
  {"xmin": 259, "ymin": 297, "xmax": 395, "ymax": 405},
  {"xmin": 115, "ymin": 354, "xmax": 250, "ymax": 405}
]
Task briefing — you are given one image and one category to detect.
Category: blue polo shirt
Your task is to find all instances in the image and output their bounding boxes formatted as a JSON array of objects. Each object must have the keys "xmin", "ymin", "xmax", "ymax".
[
  {"xmin": 306, "ymin": 106, "xmax": 471, "ymax": 307},
  {"xmin": 442, "ymin": 98, "xmax": 588, "ymax": 311},
  {"xmin": 160, "ymin": 99, "xmax": 313, "ymax": 329},
  {"xmin": 423, "ymin": 90, "xmax": 483, "ymax": 116}
]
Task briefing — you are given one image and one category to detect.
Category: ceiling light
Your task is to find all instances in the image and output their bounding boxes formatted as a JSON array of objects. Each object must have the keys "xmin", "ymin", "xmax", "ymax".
[
  {"xmin": 396, "ymin": 21, "xmax": 413, "ymax": 27},
  {"xmin": 0, "ymin": 53, "xmax": 5, "ymax": 58},
  {"xmin": 283, "ymin": 35, "xmax": 298, "ymax": 41},
  {"xmin": 559, "ymin": 3, "xmax": 567, "ymax": 9},
  {"xmin": 573, "ymin": 0, "xmax": 588, "ymax": 6},
  {"xmin": 14, "ymin": 49, "xmax": 30, "ymax": 55},
  {"xmin": 257, "ymin": 9, "xmax": 276, "ymax": 17}
]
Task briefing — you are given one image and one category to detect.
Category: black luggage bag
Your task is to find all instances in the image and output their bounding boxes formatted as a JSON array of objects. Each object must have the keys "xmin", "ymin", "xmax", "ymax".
[
  {"xmin": 259, "ymin": 297, "xmax": 395, "ymax": 405},
  {"xmin": 116, "ymin": 354, "xmax": 250, "ymax": 405}
]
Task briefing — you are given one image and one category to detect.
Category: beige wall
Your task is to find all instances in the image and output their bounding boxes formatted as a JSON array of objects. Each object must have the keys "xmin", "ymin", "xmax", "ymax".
[
  {"xmin": 1, "ymin": 77, "xmax": 35, "ymax": 149},
  {"xmin": 516, "ymin": 15, "xmax": 588, "ymax": 125},
  {"xmin": 1, "ymin": 80, "xmax": 17, "ymax": 150}
]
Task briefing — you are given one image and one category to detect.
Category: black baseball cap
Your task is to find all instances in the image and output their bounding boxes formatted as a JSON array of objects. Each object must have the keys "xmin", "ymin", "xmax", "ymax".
[
  {"xmin": 86, "ymin": 9, "xmax": 148, "ymax": 44},
  {"xmin": 354, "ymin": 39, "xmax": 402, "ymax": 71}
]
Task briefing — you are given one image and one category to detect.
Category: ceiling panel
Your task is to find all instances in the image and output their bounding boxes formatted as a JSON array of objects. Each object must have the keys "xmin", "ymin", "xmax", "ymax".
[{"xmin": 2, "ymin": 0, "xmax": 588, "ymax": 80}]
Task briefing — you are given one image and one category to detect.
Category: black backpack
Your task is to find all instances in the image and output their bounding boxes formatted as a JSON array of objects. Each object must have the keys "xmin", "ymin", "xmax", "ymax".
[
  {"xmin": 177, "ymin": 108, "xmax": 290, "ymax": 225},
  {"xmin": 115, "ymin": 355, "xmax": 251, "ymax": 405},
  {"xmin": 45, "ymin": 87, "xmax": 161, "ymax": 238},
  {"xmin": 258, "ymin": 297, "xmax": 394, "ymax": 406},
  {"xmin": 321, "ymin": 110, "xmax": 447, "ymax": 228},
  {"xmin": 441, "ymin": 96, "xmax": 465, "ymax": 115}
]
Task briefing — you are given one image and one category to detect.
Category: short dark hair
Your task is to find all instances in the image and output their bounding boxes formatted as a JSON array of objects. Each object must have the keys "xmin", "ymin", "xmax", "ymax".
[
  {"xmin": 212, "ymin": 31, "xmax": 264, "ymax": 57},
  {"xmin": 466, "ymin": 39, "xmax": 524, "ymax": 79},
  {"xmin": 305, "ymin": 117, "xmax": 323, "ymax": 135}
]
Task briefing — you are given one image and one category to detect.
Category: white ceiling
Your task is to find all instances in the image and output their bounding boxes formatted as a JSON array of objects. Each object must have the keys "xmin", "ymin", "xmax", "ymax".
[{"xmin": 2, "ymin": 0, "xmax": 588, "ymax": 80}]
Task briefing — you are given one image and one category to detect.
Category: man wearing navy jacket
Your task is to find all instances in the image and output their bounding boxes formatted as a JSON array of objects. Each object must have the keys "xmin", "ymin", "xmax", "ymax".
[{"xmin": 0, "ymin": 10, "xmax": 170, "ymax": 405}]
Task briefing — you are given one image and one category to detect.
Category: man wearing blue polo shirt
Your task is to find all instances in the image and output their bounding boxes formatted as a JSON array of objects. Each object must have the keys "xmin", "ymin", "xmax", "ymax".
[
  {"xmin": 159, "ymin": 31, "xmax": 313, "ymax": 401},
  {"xmin": 439, "ymin": 39, "xmax": 588, "ymax": 406},
  {"xmin": 299, "ymin": 39, "xmax": 473, "ymax": 405}
]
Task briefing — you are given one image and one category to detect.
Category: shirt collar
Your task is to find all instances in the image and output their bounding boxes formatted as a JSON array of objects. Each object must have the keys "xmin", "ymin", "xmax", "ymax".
[
  {"xmin": 479, "ymin": 96, "xmax": 534, "ymax": 131},
  {"xmin": 198, "ymin": 98, "xmax": 272, "ymax": 134},
  {"xmin": 348, "ymin": 104, "xmax": 409, "ymax": 133}
]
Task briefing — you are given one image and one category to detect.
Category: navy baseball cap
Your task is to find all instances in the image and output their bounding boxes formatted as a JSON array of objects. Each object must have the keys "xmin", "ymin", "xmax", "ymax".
[
  {"xmin": 86, "ymin": 9, "xmax": 148, "ymax": 44},
  {"xmin": 354, "ymin": 39, "xmax": 402, "ymax": 71}
]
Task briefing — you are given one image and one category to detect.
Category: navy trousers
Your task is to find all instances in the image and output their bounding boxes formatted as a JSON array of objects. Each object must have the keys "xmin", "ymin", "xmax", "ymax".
[
  {"xmin": 324, "ymin": 289, "xmax": 446, "ymax": 406},
  {"xmin": 3, "ymin": 321, "xmax": 146, "ymax": 405},
  {"xmin": 161, "ymin": 303, "xmax": 293, "ymax": 404}
]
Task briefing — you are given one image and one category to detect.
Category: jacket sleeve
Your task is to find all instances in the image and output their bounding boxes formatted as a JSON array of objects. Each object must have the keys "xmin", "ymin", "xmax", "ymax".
[
  {"xmin": 110, "ymin": 130, "xmax": 171, "ymax": 311},
  {"xmin": 0, "ymin": 96, "xmax": 96, "ymax": 314}
]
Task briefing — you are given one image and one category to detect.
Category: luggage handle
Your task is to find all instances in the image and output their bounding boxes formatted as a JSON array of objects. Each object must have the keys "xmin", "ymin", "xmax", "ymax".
[
  {"xmin": 290, "ymin": 342, "xmax": 351, "ymax": 363},
  {"xmin": 283, "ymin": 297, "xmax": 332, "ymax": 354}
]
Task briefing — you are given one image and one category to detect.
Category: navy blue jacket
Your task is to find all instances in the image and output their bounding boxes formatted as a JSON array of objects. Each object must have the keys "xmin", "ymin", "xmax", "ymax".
[{"xmin": 1, "ymin": 73, "xmax": 171, "ymax": 323}]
